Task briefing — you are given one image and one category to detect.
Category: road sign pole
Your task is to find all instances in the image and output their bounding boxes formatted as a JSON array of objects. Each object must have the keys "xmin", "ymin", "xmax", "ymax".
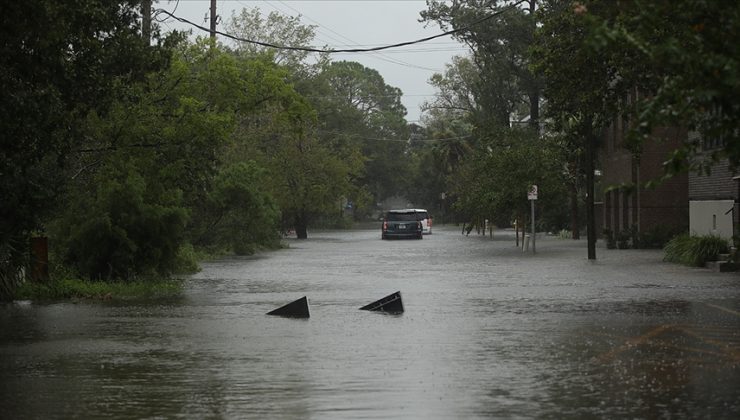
[
  {"xmin": 531, "ymin": 198, "xmax": 535, "ymax": 254},
  {"xmin": 528, "ymin": 185, "xmax": 537, "ymax": 254}
]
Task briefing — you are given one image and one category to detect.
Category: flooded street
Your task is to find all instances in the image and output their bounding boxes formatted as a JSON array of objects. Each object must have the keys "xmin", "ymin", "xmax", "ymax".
[{"xmin": 2, "ymin": 226, "xmax": 740, "ymax": 418}]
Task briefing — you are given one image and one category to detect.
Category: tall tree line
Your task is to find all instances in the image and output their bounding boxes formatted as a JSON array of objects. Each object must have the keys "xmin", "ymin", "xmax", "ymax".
[{"xmin": 0, "ymin": 2, "xmax": 413, "ymax": 299}]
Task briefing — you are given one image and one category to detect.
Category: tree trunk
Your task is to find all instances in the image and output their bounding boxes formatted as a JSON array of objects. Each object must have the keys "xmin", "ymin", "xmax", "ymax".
[
  {"xmin": 585, "ymin": 116, "xmax": 596, "ymax": 260},
  {"xmin": 529, "ymin": 91, "xmax": 539, "ymax": 131},
  {"xmin": 295, "ymin": 214, "xmax": 308, "ymax": 240},
  {"xmin": 570, "ymin": 181, "xmax": 580, "ymax": 239}
]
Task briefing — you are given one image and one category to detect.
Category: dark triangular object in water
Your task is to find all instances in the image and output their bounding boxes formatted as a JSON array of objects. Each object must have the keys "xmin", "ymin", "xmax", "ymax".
[
  {"xmin": 267, "ymin": 296, "xmax": 310, "ymax": 318},
  {"xmin": 360, "ymin": 291, "xmax": 404, "ymax": 313}
]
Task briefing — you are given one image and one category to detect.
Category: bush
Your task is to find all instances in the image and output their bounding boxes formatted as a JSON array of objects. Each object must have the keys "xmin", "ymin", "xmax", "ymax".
[
  {"xmin": 173, "ymin": 243, "xmax": 200, "ymax": 274},
  {"xmin": 53, "ymin": 165, "xmax": 188, "ymax": 280},
  {"xmin": 193, "ymin": 162, "xmax": 281, "ymax": 255},
  {"xmin": 556, "ymin": 229, "xmax": 571, "ymax": 239},
  {"xmin": 639, "ymin": 224, "xmax": 683, "ymax": 249},
  {"xmin": 617, "ymin": 230, "xmax": 631, "ymax": 249},
  {"xmin": 663, "ymin": 233, "xmax": 729, "ymax": 267},
  {"xmin": 603, "ymin": 229, "xmax": 616, "ymax": 249}
]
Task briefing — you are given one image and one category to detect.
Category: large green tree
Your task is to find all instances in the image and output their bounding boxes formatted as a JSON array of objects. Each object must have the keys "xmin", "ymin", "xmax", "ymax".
[
  {"xmin": 0, "ymin": 0, "xmax": 171, "ymax": 296},
  {"xmin": 452, "ymin": 127, "xmax": 568, "ymax": 231},
  {"xmin": 585, "ymin": 0, "xmax": 740, "ymax": 175},
  {"xmin": 422, "ymin": 0, "xmax": 541, "ymax": 129},
  {"xmin": 310, "ymin": 61, "xmax": 410, "ymax": 207},
  {"xmin": 531, "ymin": 0, "xmax": 624, "ymax": 258}
]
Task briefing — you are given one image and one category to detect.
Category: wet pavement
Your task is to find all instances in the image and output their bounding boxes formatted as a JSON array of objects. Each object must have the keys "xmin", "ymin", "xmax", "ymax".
[{"xmin": 2, "ymin": 226, "xmax": 740, "ymax": 418}]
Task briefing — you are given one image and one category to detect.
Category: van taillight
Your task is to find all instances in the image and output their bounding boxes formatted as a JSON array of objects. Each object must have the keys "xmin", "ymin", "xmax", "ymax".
[
  {"xmin": 383, "ymin": 221, "xmax": 388, "ymax": 231},
  {"xmin": 428, "ymin": 218, "xmax": 432, "ymax": 227}
]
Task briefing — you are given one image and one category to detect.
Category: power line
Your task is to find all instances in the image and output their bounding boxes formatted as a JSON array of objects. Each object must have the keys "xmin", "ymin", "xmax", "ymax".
[
  {"xmin": 319, "ymin": 130, "xmax": 472, "ymax": 143},
  {"xmin": 268, "ymin": 0, "xmax": 445, "ymax": 71},
  {"xmin": 153, "ymin": 0, "xmax": 524, "ymax": 54}
]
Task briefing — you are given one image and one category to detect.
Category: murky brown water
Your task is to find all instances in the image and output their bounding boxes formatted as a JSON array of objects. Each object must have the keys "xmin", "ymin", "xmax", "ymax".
[{"xmin": 2, "ymin": 227, "xmax": 740, "ymax": 418}]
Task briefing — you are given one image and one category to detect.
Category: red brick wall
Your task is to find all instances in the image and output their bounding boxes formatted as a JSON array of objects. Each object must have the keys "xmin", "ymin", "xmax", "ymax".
[{"xmin": 599, "ymin": 122, "xmax": 688, "ymax": 234}]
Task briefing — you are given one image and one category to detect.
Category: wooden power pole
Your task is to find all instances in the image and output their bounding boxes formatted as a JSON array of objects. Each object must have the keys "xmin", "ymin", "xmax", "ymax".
[
  {"xmin": 210, "ymin": 0, "xmax": 217, "ymax": 40},
  {"xmin": 142, "ymin": 0, "xmax": 151, "ymax": 43}
]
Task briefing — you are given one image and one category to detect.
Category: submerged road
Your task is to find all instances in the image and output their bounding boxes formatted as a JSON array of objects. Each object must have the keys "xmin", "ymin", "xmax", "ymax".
[{"xmin": 2, "ymin": 226, "xmax": 740, "ymax": 418}]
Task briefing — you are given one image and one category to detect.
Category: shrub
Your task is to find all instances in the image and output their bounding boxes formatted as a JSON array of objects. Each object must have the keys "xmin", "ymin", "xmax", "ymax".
[
  {"xmin": 639, "ymin": 224, "xmax": 683, "ymax": 249},
  {"xmin": 664, "ymin": 233, "xmax": 729, "ymax": 267},
  {"xmin": 603, "ymin": 229, "xmax": 616, "ymax": 249},
  {"xmin": 53, "ymin": 165, "xmax": 188, "ymax": 280},
  {"xmin": 173, "ymin": 243, "xmax": 200, "ymax": 274},
  {"xmin": 556, "ymin": 229, "xmax": 571, "ymax": 239},
  {"xmin": 15, "ymin": 278, "xmax": 183, "ymax": 301},
  {"xmin": 617, "ymin": 230, "xmax": 631, "ymax": 249}
]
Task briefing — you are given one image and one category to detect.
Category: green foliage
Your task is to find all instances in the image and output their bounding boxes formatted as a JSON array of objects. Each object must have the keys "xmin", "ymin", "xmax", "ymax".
[
  {"xmin": 603, "ymin": 229, "xmax": 617, "ymax": 249},
  {"xmin": 664, "ymin": 233, "xmax": 729, "ymax": 267},
  {"xmin": 225, "ymin": 6, "xmax": 327, "ymax": 75},
  {"xmin": 173, "ymin": 243, "xmax": 200, "ymax": 275},
  {"xmin": 197, "ymin": 161, "xmax": 281, "ymax": 255},
  {"xmin": 422, "ymin": 0, "xmax": 541, "ymax": 128},
  {"xmin": 639, "ymin": 225, "xmax": 684, "ymax": 249},
  {"xmin": 585, "ymin": 0, "xmax": 740, "ymax": 175},
  {"xmin": 451, "ymin": 128, "xmax": 570, "ymax": 229},
  {"xmin": 0, "ymin": 237, "xmax": 26, "ymax": 301},
  {"xmin": 556, "ymin": 229, "xmax": 572, "ymax": 240},
  {"xmin": 616, "ymin": 229, "xmax": 631, "ymax": 250},
  {"xmin": 56, "ymin": 163, "xmax": 187, "ymax": 280},
  {"xmin": 0, "ymin": 0, "xmax": 173, "ymax": 298},
  {"xmin": 15, "ymin": 278, "xmax": 182, "ymax": 301},
  {"xmin": 308, "ymin": 61, "xmax": 410, "ymax": 204}
]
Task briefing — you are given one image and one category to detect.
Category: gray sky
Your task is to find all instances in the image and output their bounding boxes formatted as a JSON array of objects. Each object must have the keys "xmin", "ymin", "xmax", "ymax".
[{"xmin": 155, "ymin": 0, "xmax": 469, "ymax": 122}]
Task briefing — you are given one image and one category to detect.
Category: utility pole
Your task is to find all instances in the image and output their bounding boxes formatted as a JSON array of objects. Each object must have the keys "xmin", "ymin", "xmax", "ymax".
[
  {"xmin": 210, "ymin": 0, "xmax": 217, "ymax": 40},
  {"xmin": 142, "ymin": 0, "xmax": 151, "ymax": 44}
]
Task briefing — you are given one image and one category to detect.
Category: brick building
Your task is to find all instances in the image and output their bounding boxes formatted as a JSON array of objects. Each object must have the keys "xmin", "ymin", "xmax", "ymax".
[{"xmin": 599, "ymin": 114, "xmax": 689, "ymax": 241}]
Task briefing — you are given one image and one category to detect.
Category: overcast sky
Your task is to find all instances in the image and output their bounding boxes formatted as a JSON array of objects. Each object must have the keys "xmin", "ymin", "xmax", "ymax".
[{"xmin": 155, "ymin": 0, "xmax": 469, "ymax": 122}]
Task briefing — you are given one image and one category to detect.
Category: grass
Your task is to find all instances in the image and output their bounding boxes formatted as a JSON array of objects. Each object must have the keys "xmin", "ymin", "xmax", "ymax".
[
  {"xmin": 14, "ymin": 278, "xmax": 184, "ymax": 301},
  {"xmin": 663, "ymin": 233, "xmax": 729, "ymax": 267}
]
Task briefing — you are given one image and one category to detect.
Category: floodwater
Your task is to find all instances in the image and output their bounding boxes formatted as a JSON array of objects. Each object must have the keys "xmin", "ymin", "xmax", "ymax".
[{"xmin": 2, "ymin": 227, "xmax": 740, "ymax": 419}]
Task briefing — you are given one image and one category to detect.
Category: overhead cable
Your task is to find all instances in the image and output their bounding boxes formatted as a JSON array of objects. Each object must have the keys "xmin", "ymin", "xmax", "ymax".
[{"xmin": 153, "ymin": 0, "xmax": 524, "ymax": 54}]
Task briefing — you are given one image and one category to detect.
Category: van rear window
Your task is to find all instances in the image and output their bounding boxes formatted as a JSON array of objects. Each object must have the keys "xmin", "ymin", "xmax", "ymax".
[{"xmin": 386, "ymin": 212, "xmax": 417, "ymax": 221}]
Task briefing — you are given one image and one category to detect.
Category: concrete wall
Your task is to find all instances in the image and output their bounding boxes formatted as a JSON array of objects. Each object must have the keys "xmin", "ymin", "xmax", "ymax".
[{"xmin": 689, "ymin": 200, "xmax": 735, "ymax": 239}]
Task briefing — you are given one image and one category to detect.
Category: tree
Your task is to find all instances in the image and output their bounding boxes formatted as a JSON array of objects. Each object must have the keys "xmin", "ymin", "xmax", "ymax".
[
  {"xmin": 423, "ymin": 56, "xmax": 481, "ymax": 122},
  {"xmin": 0, "ymin": 0, "xmax": 172, "ymax": 297},
  {"xmin": 310, "ymin": 61, "xmax": 410, "ymax": 206},
  {"xmin": 584, "ymin": 0, "xmax": 740, "ymax": 175},
  {"xmin": 224, "ymin": 6, "xmax": 328, "ymax": 76},
  {"xmin": 422, "ymin": 0, "xmax": 541, "ymax": 129},
  {"xmin": 452, "ymin": 127, "xmax": 569, "ymax": 231},
  {"xmin": 245, "ymin": 99, "xmax": 354, "ymax": 239},
  {"xmin": 531, "ymin": 0, "xmax": 623, "ymax": 258},
  {"xmin": 203, "ymin": 162, "xmax": 280, "ymax": 255}
]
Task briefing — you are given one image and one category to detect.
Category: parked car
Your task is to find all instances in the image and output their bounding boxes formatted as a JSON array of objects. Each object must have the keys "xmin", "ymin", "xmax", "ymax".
[{"xmin": 381, "ymin": 209, "xmax": 423, "ymax": 239}]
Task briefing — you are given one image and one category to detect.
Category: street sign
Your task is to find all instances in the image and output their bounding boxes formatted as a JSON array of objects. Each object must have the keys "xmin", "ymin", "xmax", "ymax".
[{"xmin": 528, "ymin": 185, "xmax": 538, "ymax": 200}]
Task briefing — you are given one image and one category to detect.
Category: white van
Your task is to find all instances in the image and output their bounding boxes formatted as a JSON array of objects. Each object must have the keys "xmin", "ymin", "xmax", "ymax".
[{"xmin": 411, "ymin": 208, "xmax": 432, "ymax": 234}]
